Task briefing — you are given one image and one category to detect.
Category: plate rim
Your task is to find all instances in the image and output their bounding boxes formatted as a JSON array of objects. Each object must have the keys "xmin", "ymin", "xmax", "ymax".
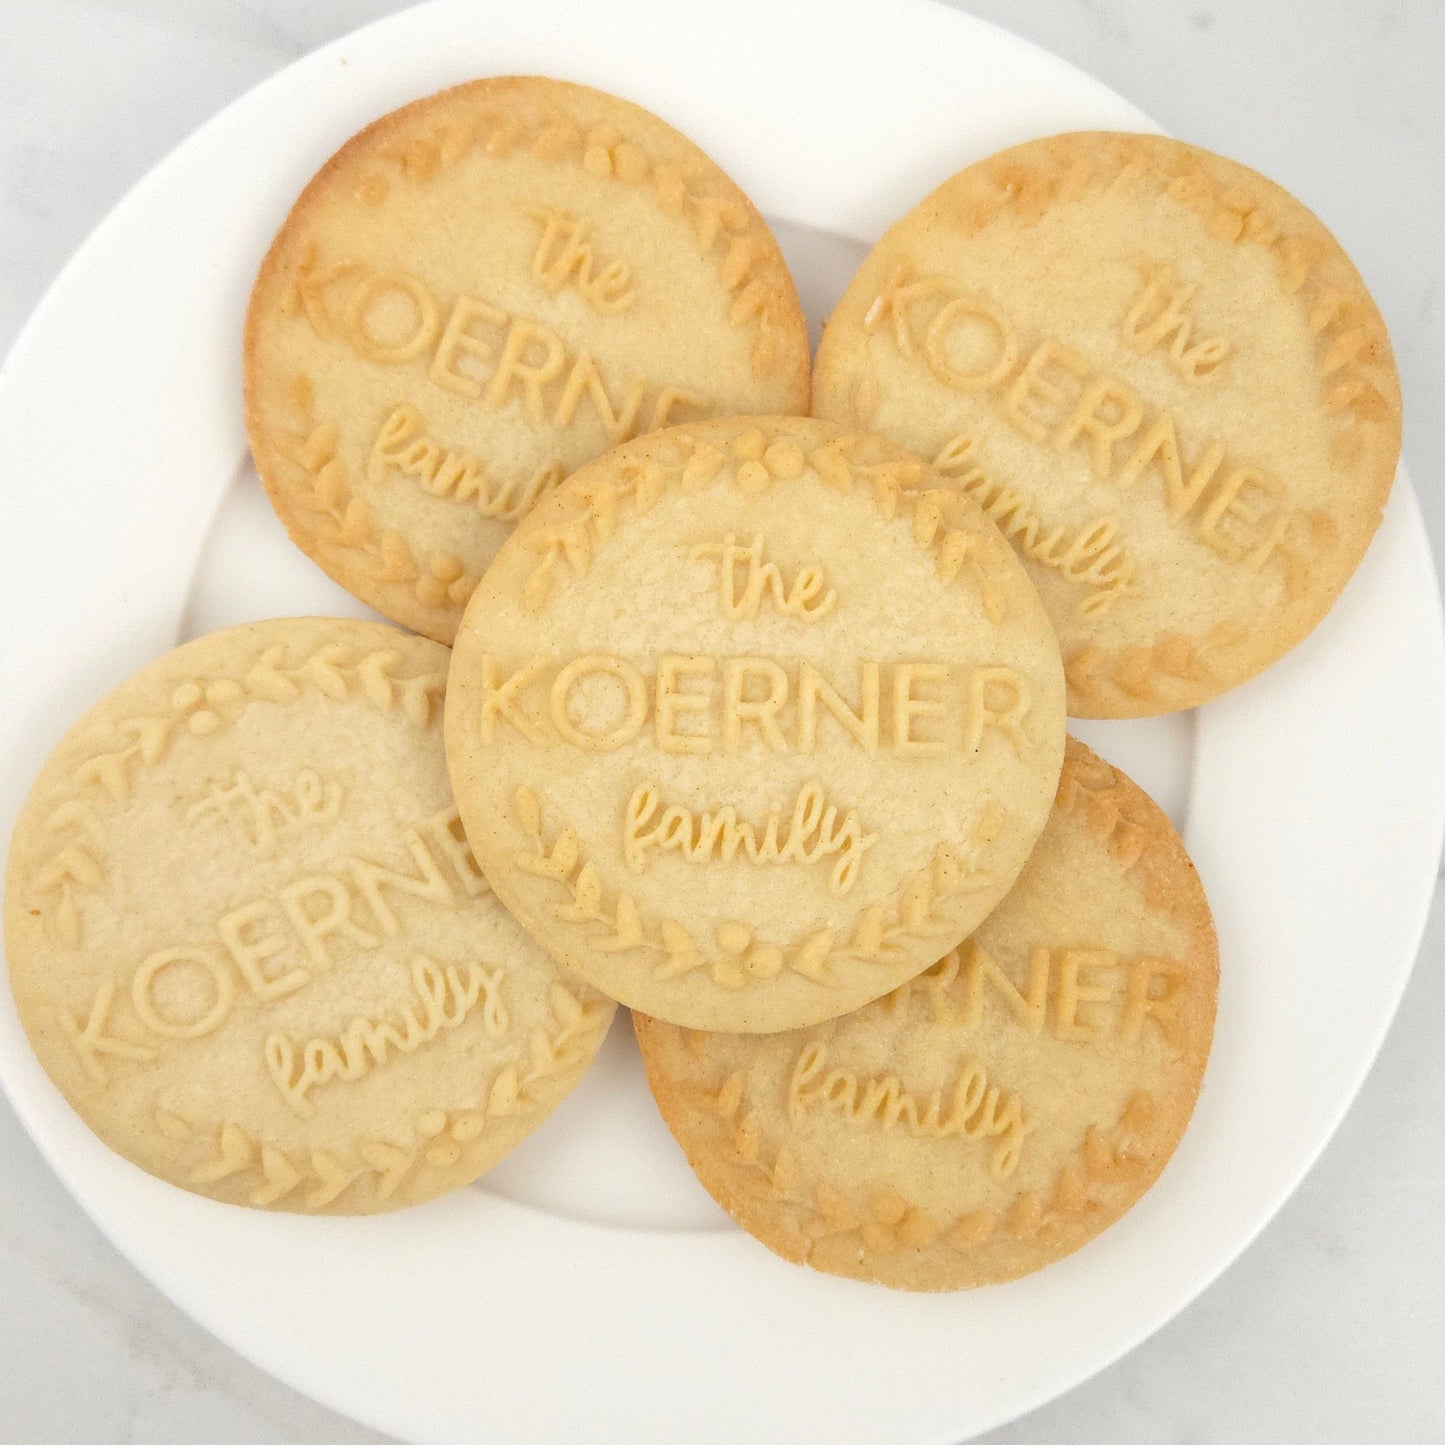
[{"xmin": 1, "ymin": 1, "xmax": 1442, "ymax": 1442}]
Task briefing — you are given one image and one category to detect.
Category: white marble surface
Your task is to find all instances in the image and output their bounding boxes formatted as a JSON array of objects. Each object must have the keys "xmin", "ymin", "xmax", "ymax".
[{"xmin": 1, "ymin": 2, "xmax": 1442, "ymax": 1441}]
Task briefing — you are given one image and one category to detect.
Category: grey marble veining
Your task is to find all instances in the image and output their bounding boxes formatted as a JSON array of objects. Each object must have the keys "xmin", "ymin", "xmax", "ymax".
[{"xmin": 1, "ymin": 2, "xmax": 1442, "ymax": 1442}]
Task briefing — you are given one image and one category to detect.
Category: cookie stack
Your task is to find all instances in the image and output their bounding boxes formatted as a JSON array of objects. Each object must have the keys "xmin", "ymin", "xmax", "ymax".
[{"xmin": 4, "ymin": 79, "xmax": 1399, "ymax": 1290}]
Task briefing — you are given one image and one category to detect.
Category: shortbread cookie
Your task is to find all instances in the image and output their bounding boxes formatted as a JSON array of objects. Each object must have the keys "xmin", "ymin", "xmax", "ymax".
[
  {"xmin": 4, "ymin": 619, "xmax": 613, "ymax": 1212},
  {"xmin": 635, "ymin": 739, "xmax": 1217, "ymax": 1289},
  {"xmin": 445, "ymin": 416, "xmax": 1066, "ymax": 1032},
  {"xmin": 246, "ymin": 77, "xmax": 810, "ymax": 642},
  {"xmin": 813, "ymin": 132, "xmax": 1400, "ymax": 717}
]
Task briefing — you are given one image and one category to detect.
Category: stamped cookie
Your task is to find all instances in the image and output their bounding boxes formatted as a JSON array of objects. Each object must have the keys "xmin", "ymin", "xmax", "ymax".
[
  {"xmin": 245, "ymin": 77, "xmax": 810, "ymax": 643},
  {"xmin": 634, "ymin": 739, "xmax": 1217, "ymax": 1289},
  {"xmin": 445, "ymin": 416, "xmax": 1066, "ymax": 1032},
  {"xmin": 3, "ymin": 619, "xmax": 613, "ymax": 1212},
  {"xmin": 813, "ymin": 132, "xmax": 1401, "ymax": 716}
]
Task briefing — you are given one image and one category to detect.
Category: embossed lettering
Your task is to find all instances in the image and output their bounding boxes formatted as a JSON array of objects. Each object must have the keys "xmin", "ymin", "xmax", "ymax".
[
  {"xmin": 59, "ymin": 979, "xmax": 157, "ymax": 1082},
  {"xmin": 963, "ymin": 667, "xmax": 1032, "ymax": 758},
  {"xmin": 218, "ymin": 900, "xmax": 308, "ymax": 1001},
  {"xmin": 343, "ymin": 272, "xmax": 438, "ymax": 363},
  {"xmin": 937, "ymin": 435, "xmax": 1139, "ymax": 618},
  {"xmin": 1121, "ymin": 261, "xmax": 1229, "ymax": 379},
  {"xmin": 623, "ymin": 780, "xmax": 877, "ymax": 895},
  {"xmin": 797, "ymin": 661, "xmax": 879, "ymax": 755},
  {"xmin": 478, "ymin": 655, "xmax": 548, "ymax": 745},
  {"xmin": 264, "ymin": 955, "xmax": 507, "ymax": 1116},
  {"xmin": 477, "ymin": 656, "xmax": 1031, "ymax": 757},
  {"xmin": 527, "ymin": 205, "xmax": 635, "ymax": 312},
  {"xmin": 892, "ymin": 662, "xmax": 949, "ymax": 756},
  {"xmin": 185, "ymin": 768, "xmax": 341, "ymax": 852},
  {"xmin": 367, "ymin": 405, "xmax": 563, "ymax": 520},
  {"xmin": 345, "ymin": 830, "xmax": 456, "ymax": 935},
  {"xmin": 549, "ymin": 655, "xmax": 648, "ymax": 750},
  {"xmin": 923, "ymin": 295, "xmax": 1018, "ymax": 392},
  {"xmin": 131, "ymin": 947, "xmax": 235, "ymax": 1040},
  {"xmin": 304, "ymin": 261, "xmax": 715, "ymax": 440},
  {"xmin": 910, "ymin": 944, "xmax": 1190, "ymax": 1050},
  {"xmin": 691, "ymin": 534, "xmax": 837, "ymax": 622},
  {"xmin": 279, "ymin": 875, "xmax": 380, "ymax": 971},
  {"xmin": 788, "ymin": 1039, "xmax": 1036, "ymax": 1177},
  {"xmin": 429, "ymin": 295, "xmax": 509, "ymax": 396},
  {"xmin": 552, "ymin": 351, "xmax": 646, "ymax": 443},
  {"xmin": 655, "ymin": 655, "xmax": 716, "ymax": 754},
  {"xmin": 722, "ymin": 658, "xmax": 789, "ymax": 752},
  {"xmin": 869, "ymin": 266, "xmax": 1300, "ymax": 576}
]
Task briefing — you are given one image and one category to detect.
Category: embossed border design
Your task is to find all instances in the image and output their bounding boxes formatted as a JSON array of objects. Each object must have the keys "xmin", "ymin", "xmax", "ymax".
[
  {"xmin": 20, "ymin": 630, "xmax": 614, "ymax": 1212},
  {"xmin": 31, "ymin": 641, "xmax": 445, "ymax": 947},
  {"xmin": 681, "ymin": 1060, "xmax": 1156, "ymax": 1268},
  {"xmin": 255, "ymin": 80, "xmax": 806, "ymax": 635},
  {"xmin": 478, "ymin": 420, "xmax": 1039, "ymax": 995},
  {"xmin": 164, "ymin": 980, "xmax": 607, "ymax": 1209},
  {"xmin": 825, "ymin": 130, "xmax": 1402, "ymax": 716},
  {"xmin": 512, "ymin": 786, "xmax": 998, "ymax": 992},
  {"xmin": 516, "ymin": 422, "xmax": 1013, "ymax": 619}
]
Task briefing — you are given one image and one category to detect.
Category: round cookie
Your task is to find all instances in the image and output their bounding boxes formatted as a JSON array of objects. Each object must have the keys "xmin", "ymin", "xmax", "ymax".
[
  {"xmin": 4, "ymin": 619, "xmax": 613, "ymax": 1213},
  {"xmin": 634, "ymin": 739, "xmax": 1218, "ymax": 1289},
  {"xmin": 445, "ymin": 416, "xmax": 1066, "ymax": 1033},
  {"xmin": 246, "ymin": 77, "xmax": 810, "ymax": 643},
  {"xmin": 813, "ymin": 131, "xmax": 1400, "ymax": 717}
]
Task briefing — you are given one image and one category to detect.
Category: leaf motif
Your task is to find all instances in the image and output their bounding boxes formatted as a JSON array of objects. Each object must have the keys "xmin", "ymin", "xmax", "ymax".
[
  {"xmin": 400, "ymin": 677, "xmax": 435, "ymax": 728},
  {"xmin": 75, "ymin": 752, "xmax": 131, "ymax": 803},
  {"xmin": 849, "ymin": 906, "xmax": 888, "ymax": 959},
  {"xmin": 360, "ymin": 1139, "xmax": 414, "ymax": 1199},
  {"xmin": 523, "ymin": 555, "xmax": 555, "ymax": 612},
  {"xmin": 190, "ymin": 1124, "xmax": 253, "ymax": 1184},
  {"xmin": 34, "ymin": 844, "xmax": 102, "ymax": 893},
  {"xmin": 551, "ymin": 829, "xmax": 579, "ymax": 876},
  {"xmin": 900, "ymin": 876, "xmax": 931, "ymax": 930},
  {"xmin": 245, "ymin": 649, "xmax": 301, "ymax": 702},
  {"xmin": 568, "ymin": 863, "xmax": 603, "ymax": 917},
  {"xmin": 306, "ymin": 1151, "xmax": 360, "ymax": 1208},
  {"xmin": 548, "ymin": 984, "xmax": 584, "ymax": 1030},
  {"xmin": 120, "ymin": 717, "xmax": 171, "ymax": 764},
  {"xmin": 789, "ymin": 928, "xmax": 836, "ymax": 985},
  {"xmin": 654, "ymin": 920, "xmax": 700, "ymax": 979},
  {"xmin": 770, "ymin": 1147, "xmax": 800, "ymax": 1198},
  {"xmin": 304, "ymin": 644, "xmax": 350, "ymax": 699},
  {"xmin": 527, "ymin": 1027, "xmax": 557, "ymax": 1077},
  {"xmin": 154, "ymin": 1109, "xmax": 194, "ymax": 1141},
  {"xmin": 713, "ymin": 1071, "xmax": 744, "ymax": 1121},
  {"xmin": 357, "ymin": 650, "xmax": 398, "ymax": 708},
  {"xmin": 250, "ymin": 1145, "xmax": 302, "ymax": 1206},
  {"xmin": 598, "ymin": 895, "xmax": 644, "ymax": 953},
  {"xmin": 487, "ymin": 1065, "xmax": 521, "ymax": 1115}
]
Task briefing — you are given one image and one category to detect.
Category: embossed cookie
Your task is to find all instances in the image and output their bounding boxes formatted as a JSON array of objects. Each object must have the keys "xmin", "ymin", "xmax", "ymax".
[
  {"xmin": 634, "ymin": 739, "xmax": 1217, "ymax": 1289},
  {"xmin": 813, "ymin": 132, "xmax": 1401, "ymax": 716},
  {"xmin": 245, "ymin": 77, "xmax": 810, "ymax": 643},
  {"xmin": 3, "ymin": 619, "xmax": 613, "ymax": 1212},
  {"xmin": 445, "ymin": 416, "xmax": 1066, "ymax": 1033}
]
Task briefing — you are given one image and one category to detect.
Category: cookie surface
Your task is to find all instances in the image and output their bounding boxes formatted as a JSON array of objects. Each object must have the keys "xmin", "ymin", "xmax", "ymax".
[
  {"xmin": 635, "ymin": 739, "xmax": 1217, "ymax": 1289},
  {"xmin": 246, "ymin": 77, "xmax": 809, "ymax": 643},
  {"xmin": 4, "ymin": 619, "xmax": 613, "ymax": 1212},
  {"xmin": 813, "ymin": 131, "xmax": 1400, "ymax": 717},
  {"xmin": 445, "ymin": 416, "xmax": 1066, "ymax": 1032}
]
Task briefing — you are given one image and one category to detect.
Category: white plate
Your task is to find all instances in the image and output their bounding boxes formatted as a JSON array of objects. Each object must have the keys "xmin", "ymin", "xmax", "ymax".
[{"xmin": 2, "ymin": 1, "xmax": 1442, "ymax": 1441}]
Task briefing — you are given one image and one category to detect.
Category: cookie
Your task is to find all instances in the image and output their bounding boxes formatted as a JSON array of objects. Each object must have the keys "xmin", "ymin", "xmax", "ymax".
[
  {"xmin": 634, "ymin": 738, "xmax": 1217, "ymax": 1289},
  {"xmin": 813, "ymin": 131, "xmax": 1400, "ymax": 717},
  {"xmin": 4, "ymin": 619, "xmax": 613, "ymax": 1212},
  {"xmin": 445, "ymin": 416, "xmax": 1066, "ymax": 1032},
  {"xmin": 245, "ymin": 77, "xmax": 810, "ymax": 643}
]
